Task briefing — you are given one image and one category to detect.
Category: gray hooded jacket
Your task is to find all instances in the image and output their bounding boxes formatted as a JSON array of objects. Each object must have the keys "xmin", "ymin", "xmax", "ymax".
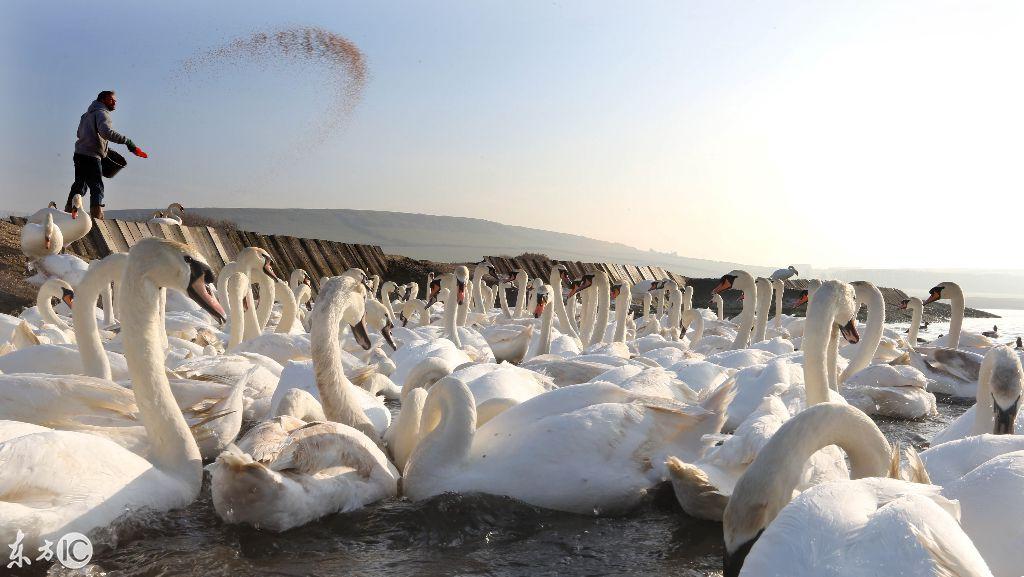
[{"xmin": 74, "ymin": 100, "xmax": 130, "ymax": 159}]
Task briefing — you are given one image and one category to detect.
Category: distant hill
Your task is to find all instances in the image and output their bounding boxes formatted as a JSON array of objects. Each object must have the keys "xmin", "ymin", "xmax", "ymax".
[{"xmin": 107, "ymin": 207, "xmax": 1024, "ymax": 310}]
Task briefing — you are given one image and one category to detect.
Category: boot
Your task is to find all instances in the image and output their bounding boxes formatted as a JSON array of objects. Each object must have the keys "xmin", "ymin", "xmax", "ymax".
[{"xmin": 90, "ymin": 204, "xmax": 104, "ymax": 220}]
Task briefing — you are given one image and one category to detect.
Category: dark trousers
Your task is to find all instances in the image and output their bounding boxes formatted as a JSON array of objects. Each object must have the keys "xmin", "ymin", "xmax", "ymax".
[{"xmin": 67, "ymin": 153, "xmax": 104, "ymax": 210}]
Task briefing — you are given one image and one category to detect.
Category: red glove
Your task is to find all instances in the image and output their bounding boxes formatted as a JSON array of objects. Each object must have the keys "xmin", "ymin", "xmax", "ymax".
[{"xmin": 132, "ymin": 147, "xmax": 149, "ymax": 158}]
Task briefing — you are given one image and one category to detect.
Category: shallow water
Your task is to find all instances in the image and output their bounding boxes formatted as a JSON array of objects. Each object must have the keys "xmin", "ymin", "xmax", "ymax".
[
  {"xmin": 28, "ymin": 310, "xmax": 1013, "ymax": 576},
  {"xmin": 26, "ymin": 401, "xmax": 968, "ymax": 577}
]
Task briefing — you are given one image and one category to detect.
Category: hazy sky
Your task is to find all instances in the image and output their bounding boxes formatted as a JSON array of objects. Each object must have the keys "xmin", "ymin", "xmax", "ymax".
[{"xmin": 4, "ymin": 1, "xmax": 1023, "ymax": 270}]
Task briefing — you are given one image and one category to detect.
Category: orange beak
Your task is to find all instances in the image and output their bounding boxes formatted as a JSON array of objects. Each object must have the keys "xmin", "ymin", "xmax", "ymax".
[{"xmin": 711, "ymin": 276, "xmax": 734, "ymax": 295}]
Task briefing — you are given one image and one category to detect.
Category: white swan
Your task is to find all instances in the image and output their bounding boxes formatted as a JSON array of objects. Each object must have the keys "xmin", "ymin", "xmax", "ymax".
[
  {"xmin": 752, "ymin": 277, "xmax": 772, "ymax": 343},
  {"xmin": 711, "ymin": 270, "xmax": 756, "ymax": 350},
  {"xmin": 668, "ymin": 281, "xmax": 859, "ymax": 521},
  {"xmin": 931, "ymin": 345, "xmax": 1024, "ymax": 444},
  {"xmin": 148, "ymin": 202, "xmax": 185, "ymax": 226},
  {"xmin": 403, "ymin": 375, "xmax": 734, "ymax": 514},
  {"xmin": 768, "ymin": 265, "xmax": 798, "ymax": 281},
  {"xmin": 922, "ymin": 281, "xmax": 995, "ymax": 354},
  {"xmin": 900, "ymin": 296, "xmax": 924, "ymax": 348},
  {"xmin": 210, "ymin": 415, "xmax": 399, "ymax": 531},
  {"xmin": 21, "ymin": 212, "xmax": 63, "ymax": 260},
  {"xmin": 722, "ymin": 402, "xmax": 989, "ymax": 577},
  {"xmin": 712, "ymin": 292, "xmax": 725, "ymax": 321},
  {"xmin": 0, "ymin": 238, "xmax": 220, "ymax": 550},
  {"xmin": 267, "ymin": 274, "xmax": 390, "ymax": 439},
  {"xmin": 216, "ymin": 247, "xmax": 279, "ymax": 338},
  {"xmin": 840, "ymin": 281, "xmax": 937, "ymax": 419},
  {"xmin": 27, "ymin": 194, "xmax": 93, "ymax": 247}
]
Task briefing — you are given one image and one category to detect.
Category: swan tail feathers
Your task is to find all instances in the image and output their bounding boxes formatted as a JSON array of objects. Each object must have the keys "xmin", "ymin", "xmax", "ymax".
[
  {"xmin": 665, "ymin": 457, "xmax": 728, "ymax": 521},
  {"xmin": 699, "ymin": 379, "xmax": 737, "ymax": 416},
  {"xmin": 903, "ymin": 446, "xmax": 932, "ymax": 485},
  {"xmin": 13, "ymin": 321, "xmax": 40, "ymax": 349},
  {"xmin": 350, "ymin": 363, "xmax": 381, "ymax": 387},
  {"xmin": 888, "ymin": 441, "xmax": 902, "ymax": 479}
]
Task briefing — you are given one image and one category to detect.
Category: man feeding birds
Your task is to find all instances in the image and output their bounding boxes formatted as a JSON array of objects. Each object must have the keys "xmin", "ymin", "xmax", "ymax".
[{"xmin": 65, "ymin": 90, "xmax": 148, "ymax": 220}]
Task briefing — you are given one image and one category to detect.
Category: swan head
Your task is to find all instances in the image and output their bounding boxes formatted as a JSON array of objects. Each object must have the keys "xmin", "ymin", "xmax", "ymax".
[
  {"xmin": 534, "ymin": 284, "xmax": 551, "ymax": 318},
  {"xmin": 610, "ymin": 283, "xmax": 622, "ymax": 301},
  {"xmin": 981, "ymin": 345, "xmax": 1023, "ymax": 434},
  {"xmin": 236, "ymin": 247, "xmax": 280, "ymax": 282},
  {"xmin": 331, "ymin": 272, "xmax": 374, "ymax": 350},
  {"xmin": 550, "ymin": 263, "xmax": 571, "ymax": 284},
  {"xmin": 60, "ymin": 286, "xmax": 75, "ymax": 309},
  {"xmin": 290, "ymin": 268, "xmax": 311, "ymax": 288},
  {"xmin": 43, "ymin": 213, "xmax": 55, "ymax": 250},
  {"xmin": 426, "ymin": 274, "xmax": 443, "ymax": 307},
  {"xmin": 812, "ymin": 281, "xmax": 860, "ymax": 344},
  {"xmin": 566, "ymin": 274, "xmax": 594, "ymax": 299},
  {"xmin": 923, "ymin": 281, "xmax": 961, "ymax": 305},
  {"xmin": 132, "ymin": 238, "xmax": 226, "ymax": 323},
  {"xmin": 364, "ymin": 298, "xmax": 398, "ymax": 351},
  {"xmin": 712, "ymin": 271, "xmax": 741, "ymax": 295},
  {"xmin": 69, "ymin": 194, "xmax": 83, "ymax": 218},
  {"xmin": 789, "ymin": 265, "xmax": 798, "ymax": 275},
  {"xmin": 381, "ymin": 280, "xmax": 397, "ymax": 297},
  {"xmin": 167, "ymin": 202, "xmax": 185, "ymax": 214},
  {"xmin": 793, "ymin": 289, "xmax": 809, "ymax": 308},
  {"xmin": 452, "ymin": 267, "xmax": 470, "ymax": 305}
]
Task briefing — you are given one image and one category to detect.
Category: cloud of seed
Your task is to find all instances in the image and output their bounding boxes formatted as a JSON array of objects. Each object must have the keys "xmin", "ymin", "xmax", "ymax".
[{"xmin": 179, "ymin": 26, "xmax": 367, "ymax": 162}]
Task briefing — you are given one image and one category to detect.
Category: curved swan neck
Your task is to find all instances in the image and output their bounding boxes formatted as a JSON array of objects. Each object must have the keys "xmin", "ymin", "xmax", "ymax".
[
  {"xmin": 802, "ymin": 282, "xmax": 850, "ymax": 405},
  {"xmin": 254, "ymin": 271, "xmax": 275, "ymax": 330},
  {"xmin": 310, "ymin": 277, "xmax": 376, "ymax": 435},
  {"xmin": 38, "ymin": 280, "xmax": 70, "ymax": 331},
  {"xmin": 724, "ymin": 403, "xmax": 890, "ymax": 554},
  {"xmin": 946, "ymin": 283, "xmax": 964, "ymax": 349},
  {"xmin": 73, "ymin": 254, "xmax": 128, "ymax": 379},
  {"xmin": 407, "ymin": 378, "xmax": 476, "ymax": 490},
  {"xmin": 442, "ymin": 276, "xmax": 463, "ymax": 349},
  {"xmin": 514, "ymin": 272, "xmax": 528, "ymax": 318},
  {"xmin": 578, "ymin": 289, "xmax": 597, "ymax": 347},
  {"xmin": 226, "ymin": 272, "xmax": 247, "ymax": 349},
  {"xmin": 119, "ymin": 247, "xmax": 201, "ymax": 480},
  {"xmin": 497, "ymin": 280, "xmax": 512, "ymax": 318},
  {"xmin": 591, "ymin": 273, "xmax": 611, "ymax": 346},
  {"xmin": 539, "ymin": 293, "xmax": 554, "ymax": 356},
  {"xmin": 613, "ymin": 284, "xmax": 631, "ymax": 343},
  {"xmin": 667, "ymin": 288, "xmax": 683, "ymax": 341},
  {"xmin": 973, "ymin": 347, "xmax": 1003, "ymax": 434},
  {"xmin": 714, "ymin": 294, "xmax": 724, "ymax": 320},
  {"xmin": 274, "ymin": 280, "xmax": 297, "ymax": 334},
  {"xmin": 753, "ymin": 278, "xmax": 772, "ymax": 343},
  {"xmin": 732, "ymin": 272, "xmax": 756, "ymax": 350},
  {"xmin": 682, "ymin": 309, "xmax": 703, "ymax": 345},
  {"xmin": 907, "ymin": 297, "xmax": 922, "ymax": 348},
  {"xmin": 549, "ymin": 269, "xmax": 579, "ymax": 339},
  {"xmin": 840, "ymin": 282, "xmax": 884, "ymax": 382}
]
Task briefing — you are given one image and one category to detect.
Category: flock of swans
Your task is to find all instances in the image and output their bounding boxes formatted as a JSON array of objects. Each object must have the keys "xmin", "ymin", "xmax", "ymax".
[{"xmin": 3, "ymin": 201, "xmax": 1023, "ymax": 576}]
